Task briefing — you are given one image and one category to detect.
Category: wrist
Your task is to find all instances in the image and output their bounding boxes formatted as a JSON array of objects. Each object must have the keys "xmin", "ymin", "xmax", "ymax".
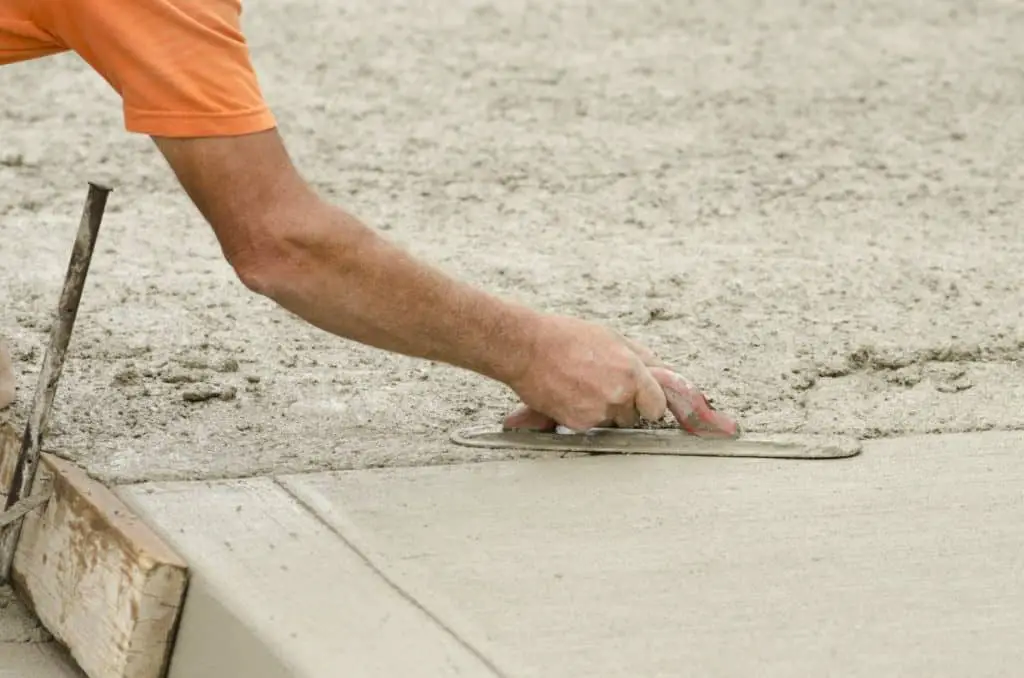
[{"xmin": 477, "ymin": 301, "xmax": 545, "ymax": 388}]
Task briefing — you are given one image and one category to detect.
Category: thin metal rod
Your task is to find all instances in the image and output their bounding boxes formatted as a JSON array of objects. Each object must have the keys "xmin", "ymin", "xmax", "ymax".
[{"xmin": 0, "ymin": 182, "xmax": 111, "ymax": 583}]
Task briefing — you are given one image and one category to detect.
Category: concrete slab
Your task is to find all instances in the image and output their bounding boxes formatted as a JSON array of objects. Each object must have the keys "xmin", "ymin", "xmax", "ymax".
[
  {"xmin": 117, "ymin": 478, "xmax": 498, "ymax": 678},
  {"xmin": 120, "ymin": 431, "xmax": 1024, "ymax": 677},
  {"xmin": 0, "ymin": 644, "xmax": 85, "ymax": 678},
  {"xmin": 281, "ymin": 431, "xmax": 1024, "ymax": 677}
]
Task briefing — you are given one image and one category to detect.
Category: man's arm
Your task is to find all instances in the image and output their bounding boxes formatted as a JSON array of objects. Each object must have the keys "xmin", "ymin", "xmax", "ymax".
[
  {"xmin": 153, "ymin": 129, "xmax": 540, "ymax": 386},
  {"xmin": 41, "ymin": 0, "xmax": 671, "ymax": 431},
  {"xmin": 153, "ymin": 129, "xmax": 669, "ymax": 431}
]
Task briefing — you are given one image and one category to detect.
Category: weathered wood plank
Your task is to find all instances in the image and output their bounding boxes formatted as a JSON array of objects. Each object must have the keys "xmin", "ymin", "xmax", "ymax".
[{"xmin": 0, "ymin": 423, "xmax": 188, "ymax": 678}]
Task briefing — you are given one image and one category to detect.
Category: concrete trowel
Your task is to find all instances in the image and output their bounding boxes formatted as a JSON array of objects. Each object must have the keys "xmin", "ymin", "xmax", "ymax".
[{"xmin": 451, "ymin": 371, "xmax": 862, "ymax": 461}]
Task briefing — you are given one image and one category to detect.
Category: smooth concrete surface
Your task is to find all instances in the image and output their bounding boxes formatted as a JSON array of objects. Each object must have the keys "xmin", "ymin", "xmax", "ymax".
[
  {"xmin": 125, "ymin": 432, "xmax": 1024, "ymax": 677},
  {"xmin": 117, "ymin": 478, "xmax": 498, "ymax": 678},
  {"xmin": 286, "ymin": 431, "xmax": 1024, "ymax": 678},
  {"xmin": 0, "ymin": 644, "xmax": 85, "ymax": 677}
]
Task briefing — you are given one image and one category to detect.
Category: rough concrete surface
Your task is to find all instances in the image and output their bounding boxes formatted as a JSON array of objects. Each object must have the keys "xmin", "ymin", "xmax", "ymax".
[
  {"xmin": 0, "ymin": 585, "xmax": 49, "ymax": 644},
  {"xmin": 280, "ymin": 432, "xmax": 1024, "ymax": 677},
  {"xmin": 2, "ymin": 0, "xmax": 1024, "ymax": 482},
  {"xmin": 0, "ymin": 586, "xmax": 84, "ymax": 677},
  {"xmin": 0, "ymin": 644, "xmax": 84, "ymax": 678}
]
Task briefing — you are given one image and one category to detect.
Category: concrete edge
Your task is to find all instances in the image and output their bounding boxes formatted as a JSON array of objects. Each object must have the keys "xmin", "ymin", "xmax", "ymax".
[
  {"xmin": 276, "ymin": 474, "xmax": 508, "ymax": 672},
  {"xmin": 117, "ymin": 476, "xmax": 501, "ymax": 678}
]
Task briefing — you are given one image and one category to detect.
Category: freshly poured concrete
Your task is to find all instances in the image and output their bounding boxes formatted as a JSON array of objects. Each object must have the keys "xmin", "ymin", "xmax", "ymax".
[
  {"xmin": 117, "ymin": 479, "xmax": 497, "ymax": 678},
  {"xmin": 123, "ymin": 432, "xmax": 1024, "ymax": 677},
  {"xmin": 4, "ymin": 0, "xmax": 1024, "ymax": 485},
  {"xmin": 2, "ymin": 0, "xmax": 1022, "ymax": 673}
]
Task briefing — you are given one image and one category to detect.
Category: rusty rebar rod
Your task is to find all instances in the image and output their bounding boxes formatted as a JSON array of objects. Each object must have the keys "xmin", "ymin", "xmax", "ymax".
[{"xmin": 0, "ymin": 182, "xmax": 111, "ymax": 583}]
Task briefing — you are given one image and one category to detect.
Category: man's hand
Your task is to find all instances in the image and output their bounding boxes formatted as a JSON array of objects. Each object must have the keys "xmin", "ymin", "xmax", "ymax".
[
  {"xmin": 504, "ymin": 316, "xmax": 668, "ymax": 432},
  {"xmin": 503, "ymin": 321, "xmax": 671, "ymax": 432},
  {"xmin": 504, "ymin": 331, "xmax": 741, "ymax": 438}
]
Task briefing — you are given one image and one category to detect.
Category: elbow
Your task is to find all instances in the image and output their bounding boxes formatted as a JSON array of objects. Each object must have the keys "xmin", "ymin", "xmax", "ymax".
[
  {"xmin": 215, "ymin": 204, "xmax": 304, "ymax": 299},
  {"xmin": 231, "ymin": 251, "xmax": 279, "ymax": 297},
  {"xmin": 225, "ymin": 225, "xmax": 301, "ymax": 300},
  {"xmin": 221, "ymin": 186, "xmax": 321, "ymax": 297},
  {"xmin": 216, "ymin": 196, "xmax": 367, "ymax": 301}
]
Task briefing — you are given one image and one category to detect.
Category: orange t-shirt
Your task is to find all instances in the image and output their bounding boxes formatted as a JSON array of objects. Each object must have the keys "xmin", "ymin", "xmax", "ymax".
[{"xmin": 0, "ymin": 0, "xmax": 276, "ymax": 137}]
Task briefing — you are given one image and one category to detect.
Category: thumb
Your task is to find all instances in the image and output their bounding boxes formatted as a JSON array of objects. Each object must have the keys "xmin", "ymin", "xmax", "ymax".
[{"xmin": 502, "ymin": 405, "xmax": 558, "ymax": 431}]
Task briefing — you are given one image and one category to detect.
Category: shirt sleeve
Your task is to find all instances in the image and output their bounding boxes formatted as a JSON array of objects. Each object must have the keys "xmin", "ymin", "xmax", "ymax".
[{"xmin": 38, "ymin": 0, "xmax": 276, "ymax": 137}]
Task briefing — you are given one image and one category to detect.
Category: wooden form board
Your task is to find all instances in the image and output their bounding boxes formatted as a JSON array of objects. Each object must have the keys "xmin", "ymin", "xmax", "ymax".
[{"xmin": 0, "ymin": 423, "xmax": 189, "ymax": 678}]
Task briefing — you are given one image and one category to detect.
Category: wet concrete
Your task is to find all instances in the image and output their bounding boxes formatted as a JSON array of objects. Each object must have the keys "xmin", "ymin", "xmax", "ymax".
[
  {"xmin": 123, "ymin": 431, "xmax": 1024, "ymax": 677},
  {"xmin": 2, "ymin": 0, "xmax": 1023, "ymax": 483}
]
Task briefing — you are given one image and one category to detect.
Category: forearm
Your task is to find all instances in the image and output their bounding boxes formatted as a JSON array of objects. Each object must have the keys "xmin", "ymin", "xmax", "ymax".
[
  {"xmin": 152, "ymin": 130, "xmax": 540, "ymax": 384},
  {"xmin": 248, "ymin": 198, "xmax": 540, "ymax": 385}
]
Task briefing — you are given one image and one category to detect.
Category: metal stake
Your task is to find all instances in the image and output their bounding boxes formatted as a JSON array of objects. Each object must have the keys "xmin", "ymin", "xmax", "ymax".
[{"xmin": 0, "ymin": 182, "xmax": 111, "ymax": 583}]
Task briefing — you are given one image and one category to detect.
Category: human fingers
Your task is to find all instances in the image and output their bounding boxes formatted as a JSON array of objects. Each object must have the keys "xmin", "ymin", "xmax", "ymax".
[
  {"xmin": 612, "ymin": 404, "xmax": 640, "ymax": 429},
  {"xmin": 634, "ymin": 362, "xmax": 668, "ymax": 422},
  {"xmin": 650, "ymin": 367, "xmax": 740, "ymax": 439}
]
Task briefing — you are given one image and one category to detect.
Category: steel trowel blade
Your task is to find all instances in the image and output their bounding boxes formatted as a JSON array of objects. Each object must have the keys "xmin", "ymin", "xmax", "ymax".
[{"xmin": 450, "ymin": 426, "xmax": 862, "ymax": 460}]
